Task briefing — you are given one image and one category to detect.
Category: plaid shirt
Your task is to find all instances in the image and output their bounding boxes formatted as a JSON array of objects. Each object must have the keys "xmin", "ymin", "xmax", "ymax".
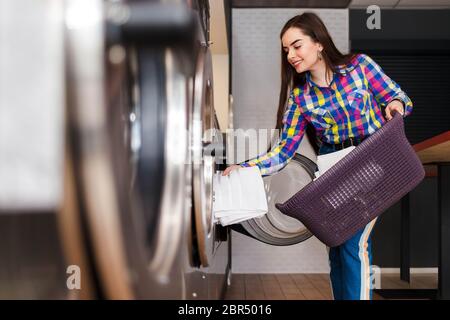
[{"xmin": 241, "ymin": 54, "xmax": 413, "ymax": 176}]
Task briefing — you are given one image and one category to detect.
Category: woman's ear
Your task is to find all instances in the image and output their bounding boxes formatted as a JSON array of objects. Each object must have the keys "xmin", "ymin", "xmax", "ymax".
[{"xmin": 317, "ymin": 43, "xmax": 323, "ymax": 52}]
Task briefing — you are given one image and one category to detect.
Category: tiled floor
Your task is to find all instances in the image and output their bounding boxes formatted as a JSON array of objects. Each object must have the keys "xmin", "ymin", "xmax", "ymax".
[{"xmin": 224, "ymin": 273, "xmax": 438, "ymax": 300}]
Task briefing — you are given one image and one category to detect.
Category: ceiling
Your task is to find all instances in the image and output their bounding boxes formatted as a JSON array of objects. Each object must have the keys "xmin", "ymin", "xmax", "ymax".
[
  {"xmin": 230, "ymin": 0, "xmax": 351, "ymax": 8},
  {"xmin": 229, "ymin": 0, "xmax": 450, "ymax": 8},
  {"xmin": 349, "ymin": 0, "xmax": 450, "ymax": 9}
]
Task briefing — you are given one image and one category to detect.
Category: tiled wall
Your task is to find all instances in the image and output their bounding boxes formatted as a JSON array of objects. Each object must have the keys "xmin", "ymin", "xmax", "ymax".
[
  {"xmin": 232, "ymin": 231, "xmax": 331, "ymax": 273},
  {"xmin": 231, "ymin": 8, "xmax": 349, "ymax": 273}
]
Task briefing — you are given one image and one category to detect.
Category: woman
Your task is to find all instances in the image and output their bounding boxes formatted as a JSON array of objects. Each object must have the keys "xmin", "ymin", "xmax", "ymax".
[{"xmin": 223, "ymin": 12, "xmax": 413, "ymax": 300}]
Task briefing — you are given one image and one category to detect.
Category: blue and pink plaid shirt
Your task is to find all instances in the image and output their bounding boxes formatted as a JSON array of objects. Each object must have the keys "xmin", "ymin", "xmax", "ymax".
[{"xmin": 241, "ymin": 54, "xmax": 413, "ymax": 175}]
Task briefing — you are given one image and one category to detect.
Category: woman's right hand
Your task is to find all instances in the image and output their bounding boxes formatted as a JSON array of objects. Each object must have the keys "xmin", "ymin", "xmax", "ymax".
[{"xmin": 222, "ymin": 164, "xmax": 241, "ymax": 176}]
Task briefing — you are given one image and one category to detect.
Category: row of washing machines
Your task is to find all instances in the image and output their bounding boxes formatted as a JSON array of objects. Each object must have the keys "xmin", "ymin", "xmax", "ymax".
[{"xmin": 0, "ymin": 0, "xmax": 316, "ymax": 299}]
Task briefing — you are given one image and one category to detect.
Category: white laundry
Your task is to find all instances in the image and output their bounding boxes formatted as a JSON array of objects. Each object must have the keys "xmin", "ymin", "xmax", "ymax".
[
  {"xmin": 314, "ymin": 146, "xmax": 356, "ymax": 180},
  {"xmin": 213, "ymin": 166, "xmax": 268, "ymax": 226}
]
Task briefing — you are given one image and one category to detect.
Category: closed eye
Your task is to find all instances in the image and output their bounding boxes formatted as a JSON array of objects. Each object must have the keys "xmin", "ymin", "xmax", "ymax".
[
  {"xmin": 283, "ymin": 45, "xmax": 301, "ymax": 55},
  {"xmin": 283, "ymin": 47, "xmax": 300, "ymax": 54}
]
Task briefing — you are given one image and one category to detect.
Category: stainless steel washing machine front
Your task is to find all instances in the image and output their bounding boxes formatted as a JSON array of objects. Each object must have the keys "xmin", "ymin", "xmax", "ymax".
[
  {"xmin": 186, "ymin": 5, "xmax": 230, "ymax": 298},
  {"xmin": 65, "ymin": 0, "xmax": 197, "ymax": 299}
]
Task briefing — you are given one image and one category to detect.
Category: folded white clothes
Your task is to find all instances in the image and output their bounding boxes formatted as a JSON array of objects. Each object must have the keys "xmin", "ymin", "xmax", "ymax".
[
  {"xmin": 314, "ymin": 146, "xmax": 356, "ymax": 180},
  {"xmin": 213, "ymin": 166, "xmax": 268, "ymax": 226}
]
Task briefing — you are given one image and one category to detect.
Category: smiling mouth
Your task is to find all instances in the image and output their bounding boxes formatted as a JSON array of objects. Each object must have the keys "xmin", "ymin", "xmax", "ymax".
[{"xmin": 292, "ymin": 60, "xmax": 303, "ymax": 67}]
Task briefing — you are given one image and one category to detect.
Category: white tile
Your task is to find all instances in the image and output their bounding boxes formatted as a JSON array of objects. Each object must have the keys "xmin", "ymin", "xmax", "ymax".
[{"xmin": 231, "ymin": 231, "xmax": 330, "ymax": 273}]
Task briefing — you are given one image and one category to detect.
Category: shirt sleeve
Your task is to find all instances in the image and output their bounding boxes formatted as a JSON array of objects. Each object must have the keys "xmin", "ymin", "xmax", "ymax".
[
  {"xmin": 240, "ymin": 91, "xmax": 307, "ymax": 176},
  {"xmin": 359, "ymin": 54, "xmax": 413, "ymax": 117}
]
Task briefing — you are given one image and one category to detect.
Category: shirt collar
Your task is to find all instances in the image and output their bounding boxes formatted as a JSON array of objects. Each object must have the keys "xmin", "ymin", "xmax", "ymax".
[
  {"xmin": 305, "ymin": 71, "xmax": 338, "ymax": 89},
  {"xmin": 305, "ymin": 72, "xmax": 317, "ymax": 88},
  {"xmin": 336, "ymin": 62, "xmax": 357, "ymax": 75},
  {"xmin": 305, "ymin": 62, "xmax": 356, "ymax": 88}
]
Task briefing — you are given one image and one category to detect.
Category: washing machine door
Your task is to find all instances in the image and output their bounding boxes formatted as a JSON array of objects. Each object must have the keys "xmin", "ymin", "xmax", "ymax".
[
  {"xmin": 191, "ymin": 46, "xmax": 217, "ymax": 267},
  {"xmin": 66, "ymin": 0, "xmax": 194, "ymax": 299},
  {"xmin": 235, "ymin": 138, "xmax": 317, "ymax": 246}
]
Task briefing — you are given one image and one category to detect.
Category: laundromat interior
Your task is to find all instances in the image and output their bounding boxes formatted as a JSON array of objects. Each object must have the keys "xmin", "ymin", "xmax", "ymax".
[{"xmin": 1, "ymin": 0, "xmax": 450, "ymax": 300}]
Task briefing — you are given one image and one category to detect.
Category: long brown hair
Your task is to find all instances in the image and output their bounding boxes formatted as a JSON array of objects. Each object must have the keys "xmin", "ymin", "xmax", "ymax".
[{"xmin": 276, "ymin": 12, "xmax": 355, "ymax": 129}]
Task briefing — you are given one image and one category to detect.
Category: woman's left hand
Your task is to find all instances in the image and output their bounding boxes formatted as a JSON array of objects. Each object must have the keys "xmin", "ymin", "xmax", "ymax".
[{"xmin": 385, "ymin": 100, "xmax": 404, "ymax": 121}]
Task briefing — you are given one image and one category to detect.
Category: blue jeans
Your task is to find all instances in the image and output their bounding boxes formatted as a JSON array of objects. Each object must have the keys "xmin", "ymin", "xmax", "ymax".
[{"xmin": 319, "ymin": 143, "xmax": 378, "ymax": 300}]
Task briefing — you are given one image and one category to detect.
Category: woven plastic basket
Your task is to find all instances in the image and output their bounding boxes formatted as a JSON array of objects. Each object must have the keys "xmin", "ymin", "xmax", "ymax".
[{"xmin": 275, "ymin": 112, "xmax": 425, "ymax": 247}]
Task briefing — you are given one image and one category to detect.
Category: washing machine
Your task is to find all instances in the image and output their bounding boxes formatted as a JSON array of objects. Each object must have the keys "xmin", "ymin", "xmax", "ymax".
[
  {"xmin": 227, "ymin": 125, "xmax": 319, "ymax": 246},
  {"xmin": 233, "ymin": 137, "xmax": 318, "ymax": 246},
  {"xmin": 65, "ymin": 0, "xmax": 232, "ymax": 299},
  {"xmin": 186, "ymin": 40, "xmax": 231, "ymax": 299}
]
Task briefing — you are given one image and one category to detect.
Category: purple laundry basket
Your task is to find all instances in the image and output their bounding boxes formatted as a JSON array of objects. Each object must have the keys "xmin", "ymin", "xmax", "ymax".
[{"xmin": 275, "ymin": 112, "xmax": 425, "ymax": 247}]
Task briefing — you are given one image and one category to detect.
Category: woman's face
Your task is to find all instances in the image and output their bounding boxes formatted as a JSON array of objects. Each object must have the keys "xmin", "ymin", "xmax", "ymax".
[{"xmin": 281, "ymin": 27, "xmax": 323, "ymax": 73}]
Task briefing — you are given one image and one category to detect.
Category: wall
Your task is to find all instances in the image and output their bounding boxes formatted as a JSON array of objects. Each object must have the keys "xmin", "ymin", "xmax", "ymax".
[
  {"xmin": 210, "ymin": 0, "xmax": 230, "ymax": 131},
  {"xmin": 350, "ymin": 9, "xmax": 450, "ymax": 41},
  {"xmin": 212, "ymin": 54, "xmax": 230, "ymax": 131}
]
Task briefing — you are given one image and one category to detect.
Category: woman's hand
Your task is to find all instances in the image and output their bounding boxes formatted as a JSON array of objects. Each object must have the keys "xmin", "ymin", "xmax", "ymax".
[
  {"xmin": 385, "ymin": 100, "xmax": 404, "ymax": 121},
  {"xmin": 222, "ymin": 164, "xmax": 241, "ymax": 176}
]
